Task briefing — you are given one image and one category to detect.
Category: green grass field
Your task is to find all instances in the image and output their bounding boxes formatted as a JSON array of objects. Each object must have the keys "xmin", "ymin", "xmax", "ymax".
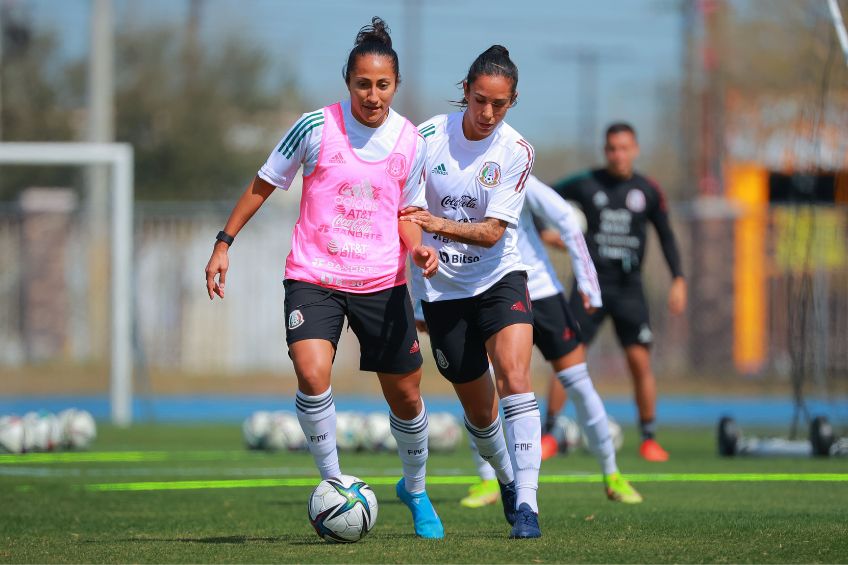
[{"xmin": 2, "ymin": 424, "xmax": 847, "ymax": 564}]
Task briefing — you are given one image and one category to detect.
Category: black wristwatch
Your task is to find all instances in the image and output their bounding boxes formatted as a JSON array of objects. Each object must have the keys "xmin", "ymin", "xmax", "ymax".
[{"xmin": 215, "ymin": 230, "xmax": 235, "ymax": 246}]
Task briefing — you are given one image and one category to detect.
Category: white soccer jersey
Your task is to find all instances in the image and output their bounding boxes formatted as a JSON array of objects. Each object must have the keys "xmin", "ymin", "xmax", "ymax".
[
  {"xmin": 411, "ymin": 112, "xmax": 534, "ymax": 302},
  {"xmin": 257, "ymin": 100, "xmax": 427, "ymax": 209},
  {"xmin": 520, "ymin": 175, "xmax": 602, "ymax": 306}
]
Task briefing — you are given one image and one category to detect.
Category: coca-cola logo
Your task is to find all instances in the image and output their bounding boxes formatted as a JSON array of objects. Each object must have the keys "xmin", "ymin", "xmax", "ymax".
[
  {"xmin": 332, "ymin": 215, "xmax": 373, "ymax": 235},
  {"xmin": 441, "ymin": 194, "xmax": 478, "ymax": 210}
]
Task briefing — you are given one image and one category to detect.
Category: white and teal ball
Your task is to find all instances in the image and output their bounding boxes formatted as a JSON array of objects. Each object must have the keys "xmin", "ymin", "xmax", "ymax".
[
  {"xmin": 242, "ymin": 410, "xmax": 273, "ymax": 450},
  {"xmin": 58, "ymin": 409, "xmax": 96, "ymax": 450},
  {"xmin": 362, "ymin": 413, "xmax": 397, "ymax": 452},
  {"xmin": 580, "ymin": 415, "xmax": 624, "ymax": 452},
  {"xmin": 271, "ymin": 410, "xmax": 306, "ymax": 451},
  {"xmin": 335, "ymin": 412, "xmax": 366, "ymax": 452},
  {"xmin": 428, "ymin": 412, "xmax": 462, "ymax": 452},
  {"xmin": 0, "ymin": 416, "xmax": 25, "ymax": 454},
  {"xmin": 308, "ymin": 474, "xmax": 378, "ymax": 543}
]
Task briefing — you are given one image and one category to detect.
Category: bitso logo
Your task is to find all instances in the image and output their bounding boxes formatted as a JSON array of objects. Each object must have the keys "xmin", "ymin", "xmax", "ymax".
[
  {"xmin": 288, "ymin": 309, "xmax": 305, "ymax": 330},
  {"xmin": 435, "ymin": 349, "xmax": 449, "ymax": 369},
  {"xmin": 478, "ymin": 161, "xmax": 501, "ymax": 188},
  {"xmin": 386, "ymin": 153, "xmax": 407, "ymax": 179}
]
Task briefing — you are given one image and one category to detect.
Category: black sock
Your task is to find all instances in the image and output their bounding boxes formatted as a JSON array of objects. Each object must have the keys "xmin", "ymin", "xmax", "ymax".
[
  {"xmin": 640, "ymin": 419, "xmax": 656, "ymax": 441},
  {"xmin": 542, "ymin": 412, "xmax": 557, "ymax": 435}
]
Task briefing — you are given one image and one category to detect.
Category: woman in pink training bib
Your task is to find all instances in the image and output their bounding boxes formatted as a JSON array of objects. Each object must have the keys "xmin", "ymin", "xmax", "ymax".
[{"xmin": 204, "ymin": 17, "xmax": 444, "ymax": 539}]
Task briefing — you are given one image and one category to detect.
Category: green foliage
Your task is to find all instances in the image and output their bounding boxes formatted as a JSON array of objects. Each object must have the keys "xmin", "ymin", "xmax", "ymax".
[{"xmin": 0, "ymin": 18, "xmax": 305, "ymax": 201}]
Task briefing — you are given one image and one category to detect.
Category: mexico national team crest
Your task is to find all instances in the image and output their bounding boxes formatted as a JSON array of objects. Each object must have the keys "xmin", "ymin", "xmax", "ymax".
[
  {"xmin": 626, "ymin": 189, "xmax": 646, "ymax": 212},
  {"xmin": 386, "ymin": 153, "xmax": 407, "ymax": 179},
  {"xmin": 288, "ymin": 309, "xmax": 304, "ymax": 330},
  {"xmin": 478, "ymin": 161, "xmax": 501, "ymax": 188},
  {"xmin": 593, "ymin": 191, "xmax": 609, "ymax": 208},
  {"xmin": 435, "ymin": 349, "xmax": 449, "ymax": 369}
]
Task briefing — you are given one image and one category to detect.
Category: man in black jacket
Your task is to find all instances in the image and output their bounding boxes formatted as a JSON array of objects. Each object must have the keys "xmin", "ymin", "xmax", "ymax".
[{"xmin": 547, "ymin": 122, "xmax": 686, "ymax": 462}]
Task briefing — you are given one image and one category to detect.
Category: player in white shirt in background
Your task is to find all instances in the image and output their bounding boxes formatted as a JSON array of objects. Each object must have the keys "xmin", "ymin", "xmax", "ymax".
[
  {"xmin": 402, "ymin": 45, "xmax": 542, "ymax": 539},
  {"xmin": 459, "ymin": 175, "xmax": 643, "ymax": 508}
]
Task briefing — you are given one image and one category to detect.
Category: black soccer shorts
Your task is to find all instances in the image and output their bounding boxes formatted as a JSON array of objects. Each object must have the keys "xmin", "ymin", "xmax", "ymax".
[
  {"xmin": 531, "ymin": 292, "xmax": 583, "ymax": 360},
  {"xmin": 421, "ymin": 270, "xmax": 533, "ymax": 383},
  {"xmin": 568, "ymin": 277, "xmax": 653, "ymax": 348},
  {"xmin": 283, "ymin": 279, "xmax": 423, "ymax": 374}
]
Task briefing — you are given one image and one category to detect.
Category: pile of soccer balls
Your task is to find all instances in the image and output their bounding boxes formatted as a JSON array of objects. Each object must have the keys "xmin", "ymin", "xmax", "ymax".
[
  {"xmin": 0, "ymin": 409, "xmax": 97, "ymax": 454},
  {"xmin": 242, "ymin": 410, "xmax": 462, "ymax": 453},
  {"xmin": 550, "ymin": 414, "xmax": 624, "ymax": 453}
]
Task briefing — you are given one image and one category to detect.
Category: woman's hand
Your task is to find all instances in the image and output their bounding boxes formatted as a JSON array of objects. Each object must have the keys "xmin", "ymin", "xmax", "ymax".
[
  {"xmin": 205, "ymin": 243, "xmax": 229, "ymax": 300},
  {"xmin": 411, "ymin": 244, "xmax": 439, "ymax": 278},
  {"xmin": 579, "ymin": 291, "xmax": 597, "ymax": 315}
]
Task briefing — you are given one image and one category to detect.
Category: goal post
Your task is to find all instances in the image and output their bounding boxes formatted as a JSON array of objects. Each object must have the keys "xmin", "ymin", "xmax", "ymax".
[{"xmin": 0, "ymin": 142, "xmax": 134, "ymax": 426}]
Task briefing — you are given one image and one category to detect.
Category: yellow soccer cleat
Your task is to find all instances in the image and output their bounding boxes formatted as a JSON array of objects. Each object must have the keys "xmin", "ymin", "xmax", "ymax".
[
  {"xmin": 604, "ymin": 472, "xmax": 643, "ymax": 504},
  {"xmin": 460, "ymin": 479, "xmax": 500, "ymax": 508}
]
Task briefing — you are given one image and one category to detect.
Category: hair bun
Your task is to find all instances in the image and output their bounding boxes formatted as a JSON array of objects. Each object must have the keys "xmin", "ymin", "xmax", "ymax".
[
  {"xmin": 355, "ymin": 16, "xmax": 392, "ymax": 48},
  {"xmin": 485, "ymin": 45, "xmax": 510, "ymax": 58}
]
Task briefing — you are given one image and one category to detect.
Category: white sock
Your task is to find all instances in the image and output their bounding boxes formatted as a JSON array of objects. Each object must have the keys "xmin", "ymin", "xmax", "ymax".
[
  {"xmin": 295, "ymin": 387, "xmax": 341, "ymax": 480},
  {"xmin": 468, "ymin": 430, "xmax": 497, "ymax": 481},
  {"xmin": 390, "ymin": 403, "xmax": 429, "ymax": 494},
  {"xmin": 502, "ymin": 392, "xmax": 541, "ymax": 513},
  {"xmin": 558, "ymin": 363, "xmax": 618, "ymax": 476},
  {"xmin": 465, "ymin": 417, "xmax": 514, "ymax": 485}
]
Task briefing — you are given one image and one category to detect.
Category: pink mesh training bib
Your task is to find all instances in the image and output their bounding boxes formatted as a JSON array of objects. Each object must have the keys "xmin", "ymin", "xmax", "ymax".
[{"xmin": 284, "ymin": 103, "xmax": 417, "ymax": 293}]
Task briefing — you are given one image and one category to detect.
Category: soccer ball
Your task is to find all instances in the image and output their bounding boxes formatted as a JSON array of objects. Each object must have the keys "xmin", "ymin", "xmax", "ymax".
[
  {"xmin": 22, "ymin": 411, "xmax": 57, "ymax": 452},
  {"xmin": 550, "ymin": 415, "xmax": 581, "ymax": 453},
  {"xmin": 361, "ymin": 413, "xmax": 397, "ymax": 452},
  {"xmin": 271, "ymin": 411, "xmax": 306, "ymax": 451},
  {"xmin": 336, "ymin": 412, "xmax": 366, "ymax": 451},
  {"xmin": 0, "ymin": 416, "xmax": 25, "ymax": 454},
  {"xmin": 57, "ymin": 409, "xmax": 97, "ymax": 450},
  {"xmin": 580, "ymin": 415, "xmax": 624, "ymax": 452},
  {"xmin": 242, "ymin": 411, "xmax": 273, "ymax": 449},
  {"xmin": 308, "ymin": 474, "xmax": 378, "ymax": 543},
  {"xmin": 428, "ymin": 412, "xmax": 462, "ymax": 452}
]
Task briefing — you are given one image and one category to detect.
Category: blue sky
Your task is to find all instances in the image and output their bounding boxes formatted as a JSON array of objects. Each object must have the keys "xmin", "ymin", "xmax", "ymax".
[{"xmin": 25, "ymin": 0, "xmax": 682, "ymax": 154}]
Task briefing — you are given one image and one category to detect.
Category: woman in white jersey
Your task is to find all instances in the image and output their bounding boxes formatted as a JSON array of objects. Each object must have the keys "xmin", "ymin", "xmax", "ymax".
[
  {"xmin": 204, "ymin": 18, "xmax": 444, "ymax": 539},
  {"xmin": 461, "ymin": 175, "xmax": 643, "ymax": 508},
  {"xmin": 401, "ymin": 45, "xmax": 541, "ymax": 539}
]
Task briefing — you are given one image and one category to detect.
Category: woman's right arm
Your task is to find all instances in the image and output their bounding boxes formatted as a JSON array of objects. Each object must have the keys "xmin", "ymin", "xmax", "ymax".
[
  {"xmin": 205, "ymin": 111, "xmax": 322, "ymax": 300},
  {"xmin": 205, "ymin": 176, "xmax": 275, "ymax": 300}
]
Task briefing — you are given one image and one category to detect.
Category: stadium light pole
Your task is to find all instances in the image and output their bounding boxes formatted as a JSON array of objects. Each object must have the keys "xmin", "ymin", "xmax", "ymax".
[{"xmin": 86, "ymin": 0, "xmax": 115, "ymax": 362}]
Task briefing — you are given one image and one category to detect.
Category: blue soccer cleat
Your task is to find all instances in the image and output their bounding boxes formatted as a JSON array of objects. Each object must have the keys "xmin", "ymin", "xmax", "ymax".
[
  {"xmin": 499, "ymin": 481, "xmax": 517, "ymax": 526},
  {"xmin": 509, "ymin": 502, "xmax": 541, "ymax": 539},
  {"xmin": 396, "ymin": 478, "xmax": 445, "ymax": 539}
]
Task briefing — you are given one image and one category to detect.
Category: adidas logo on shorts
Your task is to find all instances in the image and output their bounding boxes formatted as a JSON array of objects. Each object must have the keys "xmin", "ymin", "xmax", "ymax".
[
  {"xmin": 409, "ymin": 340, "xmax": 420, "ymax": 354},
  {"xmin": 329, "ymin": 152, "xmax": 346, "ymax": 164},
  {"xmin": 511, "ymin": 301, "xmax": 526, "ymax": 313}
]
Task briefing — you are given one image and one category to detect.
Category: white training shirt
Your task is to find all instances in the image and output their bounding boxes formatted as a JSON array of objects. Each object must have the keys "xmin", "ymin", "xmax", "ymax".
[
  {"xmin": 521, "ymin": 175, "xmax": 602, "ymax": 306},
  {"xmin": 411, "ymin": 112, "xmax": 534, "ymax": 302},
  {"xmin": 257, "ymin": 100, "xmax": 427, "ymax": 209}
]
